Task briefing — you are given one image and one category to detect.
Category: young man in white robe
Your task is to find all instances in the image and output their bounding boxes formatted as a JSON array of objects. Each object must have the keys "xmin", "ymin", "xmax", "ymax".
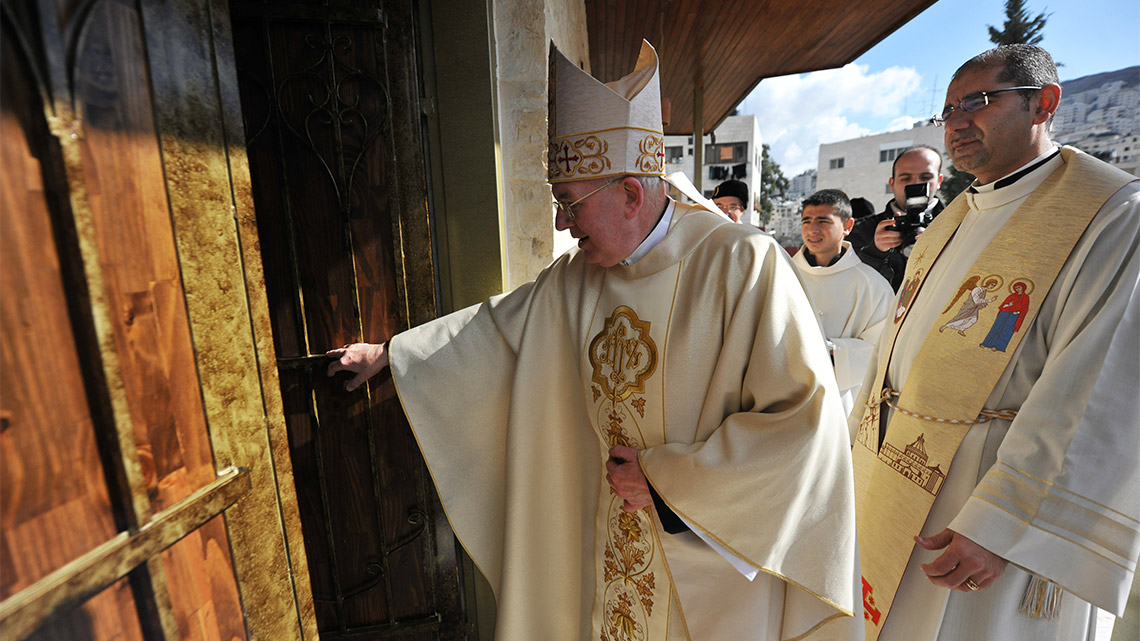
[
  {"xmin": 327, "ymin": 41, "xmax": 861, "ymax": 641},
  {"xmin": 792, "ymin": 189, "xmax": 893, "ymax": 418},
  {"xmin": 851, "ymin": 44, "xmax": 1139, "ymax": 641}
]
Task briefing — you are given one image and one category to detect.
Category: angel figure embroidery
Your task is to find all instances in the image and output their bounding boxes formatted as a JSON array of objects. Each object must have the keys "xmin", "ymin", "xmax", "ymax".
[
  {"xmin": 980, "ymin": 280, "xmax": 1033, "ymax": 352},
  {"xmin": 938, "ymin": 274, "xmax": 1001, "ymax": 336}
]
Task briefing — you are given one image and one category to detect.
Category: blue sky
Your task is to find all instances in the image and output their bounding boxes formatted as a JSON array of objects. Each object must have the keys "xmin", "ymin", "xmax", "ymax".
[{"xmin": 738, "ymin": 0, "xmax": 1140, "ymax": 176}]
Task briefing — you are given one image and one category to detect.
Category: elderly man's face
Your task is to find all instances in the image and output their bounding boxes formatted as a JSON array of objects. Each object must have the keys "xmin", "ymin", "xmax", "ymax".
[
  {"xmin": 552, "ymin": 177, "xmax": 641, "ymax": 267},
  {"xmin": 943, "ymin": 66, "xmax": 1039, "ymax": 185}
]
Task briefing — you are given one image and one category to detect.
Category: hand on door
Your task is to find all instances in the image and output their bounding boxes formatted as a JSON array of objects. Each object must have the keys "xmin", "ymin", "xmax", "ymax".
[{"xmin": 326, "ymin": 342, "xmax": 389, "ymax": 392}]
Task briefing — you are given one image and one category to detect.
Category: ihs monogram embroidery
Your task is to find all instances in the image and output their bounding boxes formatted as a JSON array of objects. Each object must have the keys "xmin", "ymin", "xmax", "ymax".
[
  {"xmin": 589, "ymin": 306, "xmax": 660, "ymax": 641},
  {"xmin": 590, "ymin": 306, "xmax": 658, "ymax": 402}
]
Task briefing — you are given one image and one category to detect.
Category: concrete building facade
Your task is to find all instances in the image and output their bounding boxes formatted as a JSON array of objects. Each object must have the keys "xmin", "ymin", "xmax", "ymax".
[
  {"xmin": 816, "ymin": 121, "xmax": 946, "ymax": 206},
  {"xmin": 663, "ymin": 114, "xmax": 764, "ymax": 226},
  {"xmin": 788, "ymin": 169, "xmax": 818, "ymax": 200}
]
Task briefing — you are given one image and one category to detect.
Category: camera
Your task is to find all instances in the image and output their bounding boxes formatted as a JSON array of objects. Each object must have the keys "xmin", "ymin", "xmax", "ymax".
[{"xmin": 888, "ymin": 182, "xmax": 936, "ymax": 245}]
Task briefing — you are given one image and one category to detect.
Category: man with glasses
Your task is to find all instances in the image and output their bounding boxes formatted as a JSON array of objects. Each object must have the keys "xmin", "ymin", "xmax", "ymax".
[
  {"xmin": 328, "ymin": 41, "xmax": 860, "ymax": 640},
  {"xmin": 851, "ymin": 44, "xmax": 1139, "ymax": 641},
  {"xmin": 848, "ymin": 146, "xmax": 945, "ymax": 291},
  {"xmin": 711, "ymin": 178, "xmax": 750, "ymax": 222}
]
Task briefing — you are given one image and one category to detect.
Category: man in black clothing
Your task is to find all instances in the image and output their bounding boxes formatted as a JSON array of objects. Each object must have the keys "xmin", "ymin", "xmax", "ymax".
[{"xmin": 849, "ymin": 145, "xmax": 945, "ymax": 290}]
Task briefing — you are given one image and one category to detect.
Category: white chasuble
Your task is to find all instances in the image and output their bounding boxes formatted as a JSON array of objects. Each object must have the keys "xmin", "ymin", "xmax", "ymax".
[{"xmin": 391, "ymin": 202, "xmax": 861, "ymax": 641}]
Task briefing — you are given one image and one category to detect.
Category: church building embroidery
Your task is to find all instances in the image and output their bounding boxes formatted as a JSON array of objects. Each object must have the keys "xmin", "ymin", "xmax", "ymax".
[{"xmin": 878, "ymin": 433, "xmax": 946, "ymax": 495}]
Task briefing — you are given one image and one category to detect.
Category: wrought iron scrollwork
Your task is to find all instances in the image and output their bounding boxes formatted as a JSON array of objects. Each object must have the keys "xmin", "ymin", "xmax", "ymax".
[{"xmin": 276, "ymin": 34, "xmax": 391, "ymax": 218}]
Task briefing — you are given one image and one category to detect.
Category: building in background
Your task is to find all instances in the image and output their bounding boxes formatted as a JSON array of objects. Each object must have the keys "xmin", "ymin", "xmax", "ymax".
[
  {"xmin": 769, "ymin": 198, "xmax": 804, "ymax": 248},
  {"xmin": 816, "ymin": 121, "xmax": 946, "ymax": 205},
  {"xmin": 788, "ymin": 169, "xmax": 818, "ymax": 200},
  {"xmin": 1053, "ymin": 66, "xmax": 1140, "ymax": 177},
  {"xmin": 664, "ymin": 114, "xmax": 764, "ymax": 226}
]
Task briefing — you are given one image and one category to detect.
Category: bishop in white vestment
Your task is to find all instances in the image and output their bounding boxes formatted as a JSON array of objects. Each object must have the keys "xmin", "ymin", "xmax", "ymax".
[{"xmin": 330, "ymin": 41, "xmax": 861, "ymax": 641}]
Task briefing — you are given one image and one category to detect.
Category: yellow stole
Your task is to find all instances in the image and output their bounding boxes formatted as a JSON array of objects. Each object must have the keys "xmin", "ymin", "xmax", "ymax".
[{"xmin": 853, "ymin": 148, "xmax": 1136, "ymax": 640}]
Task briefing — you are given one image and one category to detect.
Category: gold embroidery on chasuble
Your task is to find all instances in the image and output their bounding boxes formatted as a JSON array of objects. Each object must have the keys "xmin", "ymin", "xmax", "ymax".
[{"xmin": 587, "ymin": 304, "xmax": 672, "ymax": 641}]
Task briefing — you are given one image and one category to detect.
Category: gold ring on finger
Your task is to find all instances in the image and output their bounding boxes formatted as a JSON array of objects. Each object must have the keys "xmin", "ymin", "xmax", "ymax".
[{"xmin": 964, "ymin": 578, "xmax": 980, "ymax": 591}]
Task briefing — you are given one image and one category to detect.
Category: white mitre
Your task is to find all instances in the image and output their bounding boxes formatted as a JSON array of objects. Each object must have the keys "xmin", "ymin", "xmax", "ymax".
[{"xmin": 548, "ymin": 40, "xmax": 665, "ymax": 183}]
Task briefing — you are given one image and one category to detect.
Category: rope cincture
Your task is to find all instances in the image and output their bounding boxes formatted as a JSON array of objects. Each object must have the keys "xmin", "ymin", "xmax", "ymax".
[{"xmin": 873, "ymin": 387, "xmax": 1019, "ymax": 425}]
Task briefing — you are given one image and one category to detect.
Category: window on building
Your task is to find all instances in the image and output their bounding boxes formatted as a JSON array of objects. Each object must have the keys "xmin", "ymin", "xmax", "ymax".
[
  {"xmin": 829, "ymin": 157, "xmax": 845, "ymax": 170},
  {"xmin": 879, "ymin": 147, "xmax": 908, "ymax": 163},
  {"xmin": 665, "ymin": 146, "xmax": 684, "ymax": 163},
  {"xmin": 705, "ymin": 143, "xmax": 747, "ymax": 164}
]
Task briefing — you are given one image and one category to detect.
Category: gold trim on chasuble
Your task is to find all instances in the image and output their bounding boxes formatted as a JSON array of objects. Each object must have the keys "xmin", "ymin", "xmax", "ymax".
[{"xmin": 588, "ymin": 305, "xmax": 672, "ymax": 641}]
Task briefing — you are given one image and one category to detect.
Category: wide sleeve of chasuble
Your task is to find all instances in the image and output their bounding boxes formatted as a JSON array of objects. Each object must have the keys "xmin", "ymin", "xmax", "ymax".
[
  {"xmin": 388, "ymin": 253, "xmax": 602, "ymax": 611},
  {"xmin": 637, "ymin": 227, "xmax": 857, "ymax": 617}
]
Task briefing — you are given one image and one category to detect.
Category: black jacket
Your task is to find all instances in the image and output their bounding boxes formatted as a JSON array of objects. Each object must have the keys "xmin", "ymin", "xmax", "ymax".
[{"xmin": 850, "ymin": 198, "xmax": 944, "ymax": 291}]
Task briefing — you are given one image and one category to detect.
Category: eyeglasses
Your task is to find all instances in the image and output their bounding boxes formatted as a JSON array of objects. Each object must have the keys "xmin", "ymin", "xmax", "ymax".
[
  {"xmin": 552, "ymin": 176, "xmax": 624, "ymax": 221},
  {"xmin": 929, "ymin": 86, "xmax": 1041, "ymax": 126},
  {"xmin": 719, "ymin": 203, "xmax": 745, "ymax": 214}
]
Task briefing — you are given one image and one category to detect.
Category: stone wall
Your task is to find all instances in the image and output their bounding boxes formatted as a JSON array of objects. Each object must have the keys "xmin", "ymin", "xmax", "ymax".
[{"xmin": 491, "ymin": 0, "xmax": 589, "ymax": 289}]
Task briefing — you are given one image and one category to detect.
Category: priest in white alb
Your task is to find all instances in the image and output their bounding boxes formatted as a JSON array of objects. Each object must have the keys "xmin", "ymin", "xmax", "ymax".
[
  {"xmin": 328, "ymin": 41, "xmax": 861, "ymax": 641},
  {"xmin": 851, "ymin": 44, "xmax": 1139, "ymax": 641}
]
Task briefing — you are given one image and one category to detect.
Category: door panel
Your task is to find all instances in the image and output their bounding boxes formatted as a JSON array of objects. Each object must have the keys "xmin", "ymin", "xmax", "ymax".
[
  {"xmin": 230, "ymin": 1, "xmax": 467, "ymax": 638},
  {"xmin": 1, "ymin": 0, "xmax": 305, "ymax": 638}
]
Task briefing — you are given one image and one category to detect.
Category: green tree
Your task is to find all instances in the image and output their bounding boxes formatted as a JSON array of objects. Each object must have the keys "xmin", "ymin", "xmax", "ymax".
[
  {"xmin": 941, "ymin": 0, "xmax": 1050, "ymax": 199},
  {"xmin": 987, "ymin": 0, "xmax": 1049, "ymax": 46},
  {"xmin": 757, "ymin": 143, "xmax": 789, "ymax": 226}
]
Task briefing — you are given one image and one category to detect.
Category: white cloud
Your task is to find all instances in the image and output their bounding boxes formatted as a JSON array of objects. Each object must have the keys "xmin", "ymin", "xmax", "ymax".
[{"xmin": 740, "ymin": 63, "xmax": 924, "ymax": 176}]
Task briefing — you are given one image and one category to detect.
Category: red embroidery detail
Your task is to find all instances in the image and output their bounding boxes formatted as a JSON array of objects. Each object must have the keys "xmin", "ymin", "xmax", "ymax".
[
  {"xmin": 557, "ymin": 143, "xmax": 581, "ymax": 174},
  {"xmin": 862, "ymin": 576, "xmax": 882, "ymax": 626}
]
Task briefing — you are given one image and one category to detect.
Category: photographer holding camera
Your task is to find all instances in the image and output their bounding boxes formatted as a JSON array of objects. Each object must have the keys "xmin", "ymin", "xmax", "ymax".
[{"xmin": 849, "ymin": 145, "xmax": 944, "ymax": 290}]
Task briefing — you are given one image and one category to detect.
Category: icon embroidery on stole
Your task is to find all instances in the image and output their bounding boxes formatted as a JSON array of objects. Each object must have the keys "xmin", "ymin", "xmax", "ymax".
[
  {"xmin": 980, "ymin": 279, "xmax": 1034, "ymax": 352},
  {"xmin": 935, "ymin": 274, "xmax": 1002, "ymax": 336},
  {"xmin": 588, "ymin": 305, "xmax": 665, "ymax": 641},
  {"xmin": 894, "ymin": 268, "xmax": 924, "ymax": 323}
]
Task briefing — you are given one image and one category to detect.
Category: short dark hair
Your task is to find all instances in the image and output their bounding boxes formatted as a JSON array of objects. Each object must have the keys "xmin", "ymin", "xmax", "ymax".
[
  {"xmin": 892, "ymin": 145, "xmax": 943, "ymax": 177},
  {"xmin": 952, "ymin": 45, "xmax": 1059, "ymax": 124},
  {"xmin": 802, "ymin": 189, "xmax": 852, "ymax": 221}
]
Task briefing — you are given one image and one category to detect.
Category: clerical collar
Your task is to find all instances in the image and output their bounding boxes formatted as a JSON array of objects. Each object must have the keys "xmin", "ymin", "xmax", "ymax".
[
  {"xmin": 803, "ymin": 245, "xmax": 846, "ymax": 267},
  {"xmin": 969, "ymin": 147, "xmax": 1061, "ymax": 194},
  {"xmin": 622, "ymin": 199, "xmax": 675, "ymax": 266}
]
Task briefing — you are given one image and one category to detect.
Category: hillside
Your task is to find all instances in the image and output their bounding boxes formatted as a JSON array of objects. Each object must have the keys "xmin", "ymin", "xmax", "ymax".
[{"xmin": 1061, "ymin": 66, "xmax": 1140, "ymax": 95}]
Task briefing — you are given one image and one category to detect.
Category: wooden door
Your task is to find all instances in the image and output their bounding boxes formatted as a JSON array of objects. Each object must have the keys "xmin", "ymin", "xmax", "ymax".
[
  {"xmin": 228, "ymin": 1, "xmax": 468, "ymax": 638},
  {"xmin": 1, "ymin": 0, "xmax": 311, "ymax": 639}
]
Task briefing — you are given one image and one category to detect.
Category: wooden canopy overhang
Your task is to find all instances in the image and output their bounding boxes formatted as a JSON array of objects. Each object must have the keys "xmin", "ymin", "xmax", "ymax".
[{"xmin": 585, "ymin": 0, "xmax": 938, "ymax": 135}]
